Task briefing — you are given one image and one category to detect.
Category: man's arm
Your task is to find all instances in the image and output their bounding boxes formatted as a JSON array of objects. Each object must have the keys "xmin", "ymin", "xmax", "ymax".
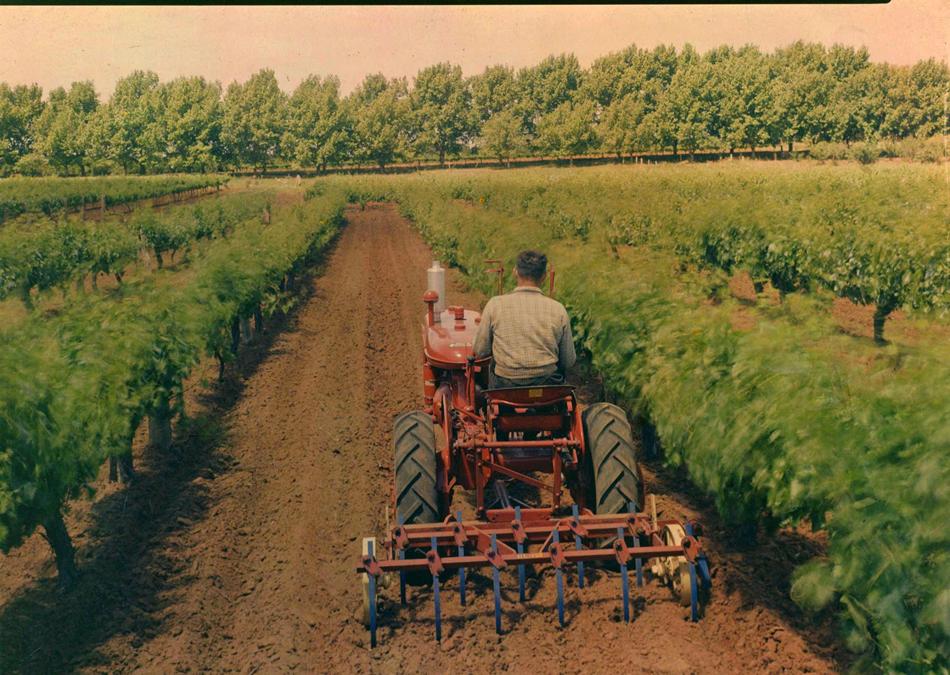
[
  {"xmin": 472, "ymin": 300, "xmax": 494, "ymax": 358},
  {"xmin": 557, "ymin": 310, "xmax": 576, "ymax": 372}
]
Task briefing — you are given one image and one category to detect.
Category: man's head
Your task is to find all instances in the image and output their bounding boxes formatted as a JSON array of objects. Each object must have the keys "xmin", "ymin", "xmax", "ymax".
[{"xmin": 515, "ymin": 250, "xmax": 547, "ymax": 286}]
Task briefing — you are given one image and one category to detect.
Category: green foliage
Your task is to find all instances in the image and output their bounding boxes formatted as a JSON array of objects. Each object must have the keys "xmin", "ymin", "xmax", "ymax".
[
  {"xmin": 323, "ymin": 166, "xmax": 950, "ymax": 672},
  {"xmin": 348, "ymin": 75, "xmax": 411, "ymax": 169},
  {"xmin": 2, "ymin": 43, "xmax": 947, "ymax": 174},
  {"xmin": 536, "ymin": 101, "xmax": 598, "ymax": 158},
  {"xmin": 0, "ymin": 189, "xmax": 261, "ymax": 304},
  {"xmin": 284, "ymin": 75, "xmax": 348, "ymax": 171},
  {"xmin": 480, "ymin": 110, "xmax": 525, "ymax": 164},
  {"xmin": 423, "ymin": 164, "xmax": 950, "ymax": 336},
  {"xmin": 221, "ymin": 69, "xmax": 287, "ymax": 172},
  {"xmin": 0, "ymin": 188, "xmax": 347, "ymax": 564},
  {"xmin": 411, "ymin": 63, "xmax": 476, "ymax": 165},
  {"xmin": 0, "ymin": 83, "xmax": 44, "ymax": 176},
  {"xmin": 0, "ymin": 174, "xmax": 224, "ymax": 220},
  {"xmin": 159, "ymin": 76, "xmax": 224, "ymax": 173}
]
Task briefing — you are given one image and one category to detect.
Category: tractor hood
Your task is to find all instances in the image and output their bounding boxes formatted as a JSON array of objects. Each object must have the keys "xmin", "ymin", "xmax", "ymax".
[{"xmin": 423, "ymin": 307, "xmax": 489, "ymax": 368}]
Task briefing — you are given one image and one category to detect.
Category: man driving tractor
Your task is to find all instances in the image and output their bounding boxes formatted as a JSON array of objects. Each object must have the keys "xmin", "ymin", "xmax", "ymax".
[{"xmin": 473, "ymin": 250, "xmax": 576, "ymax": 388}]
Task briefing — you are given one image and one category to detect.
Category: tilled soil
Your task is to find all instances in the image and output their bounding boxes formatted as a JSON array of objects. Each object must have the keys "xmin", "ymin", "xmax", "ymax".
[{"xmin": 0, "ymin": 203, "xmax": 849, "ymax": 673}]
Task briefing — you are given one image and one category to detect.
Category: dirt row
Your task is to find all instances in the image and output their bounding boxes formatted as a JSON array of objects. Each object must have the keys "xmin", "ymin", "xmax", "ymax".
[{"xmin": 0, "ymin": 203, "xmax": 849, "ymax": 673}]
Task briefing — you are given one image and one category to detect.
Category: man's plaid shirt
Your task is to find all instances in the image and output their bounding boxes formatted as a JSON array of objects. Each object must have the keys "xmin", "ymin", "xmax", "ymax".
[{"xmin": 473, "ymin": 286, "xmax": 576, "ymax": 381}]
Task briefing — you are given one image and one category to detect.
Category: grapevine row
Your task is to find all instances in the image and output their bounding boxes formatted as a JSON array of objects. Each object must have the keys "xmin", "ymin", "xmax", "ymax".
[
  {"xmin": 0, "ymin": 187, "xmax": 347, "ymax": 584},
  {"xmin": 0, "ymin": 192, "xmax": 270, "ymax": 308},
  {"xmin": 452, "ymin": 164, "xmax": 950, "ymax": 342},
  {"xmin": 0, "ymin": 174, "xmax": 227, "ymax": 221}
]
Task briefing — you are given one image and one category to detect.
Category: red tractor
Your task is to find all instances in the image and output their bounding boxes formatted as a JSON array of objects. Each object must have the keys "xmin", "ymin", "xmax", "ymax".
[{"xmin": 357, "ymin": 262, "xmax": 710, "ymax": 646}]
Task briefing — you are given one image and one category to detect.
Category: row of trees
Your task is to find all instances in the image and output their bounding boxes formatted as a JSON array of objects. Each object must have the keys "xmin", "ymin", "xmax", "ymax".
[{"xmin": 1, "ymin": 41, "xmax": 946, "ymax": 176}]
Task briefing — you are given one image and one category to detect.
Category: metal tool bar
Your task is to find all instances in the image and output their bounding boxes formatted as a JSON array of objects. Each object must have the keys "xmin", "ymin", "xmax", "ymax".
[
  {"xmin": 358, "ymin": 543, "xmax": 691, "ymax": 575},
  {"xmin": 397, "ymin": 517, "xmax": 685, "ymax": 540}
]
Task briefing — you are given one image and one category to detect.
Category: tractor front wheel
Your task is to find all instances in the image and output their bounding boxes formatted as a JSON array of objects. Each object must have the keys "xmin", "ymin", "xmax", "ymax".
[
  {"xmin": 583, "ymin": 403, "xmax": 641, "ymax": 514},
  {"xmin": 393, "ymin": 411, "xmax": 442, "ymax": 584}
]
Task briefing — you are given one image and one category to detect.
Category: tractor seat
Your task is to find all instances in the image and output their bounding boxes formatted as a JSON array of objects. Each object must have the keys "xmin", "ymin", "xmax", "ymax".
[
  {"xmin": 483, "ymin": 385, "xmax": 575, "ymax": 407},
  {"xmin": 484, "ymin": 385, "xmax": 575, "ymax": 435}
]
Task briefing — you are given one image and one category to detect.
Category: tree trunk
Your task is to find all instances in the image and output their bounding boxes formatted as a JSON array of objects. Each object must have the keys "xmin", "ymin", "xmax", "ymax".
[
  {"xmin": 91, "ymin": 273, "xmax": 99, "ymax": 290},
  {"xmin": 439, "ymin": 148, "xmax": 446, "ymax": 167},
  {"xmin": 240, "ymin": 316, "xmax": 252, "ymax": 344},
  {"xmin": 114, "ymin": 271, "xmax": 123, "ymax": 285},
  {"xmin": 788, "ymin": 140, "xmax": 794, "ymax": 153},
  {"xmin": 148, "ymin": 396, "xmax": 173, "ymax": 451},
  {"xmin": 43, "ymin": 510, "xmax": 78, "ymax": 588},
  {"xmin": 155, "ymin": 250, "xmax": 164, "ymax": 270},
  {"xmin": 253, "ymin": 306, "xmax": 264, "ymax": 334},
  {"xmin": 873, "ymin": 305, "xmax": 890, "ymax": 344},
  {"xmin": 117, "ymin": 450, "xmax": 134, "ymax": 483},
  {"xmin": 19, "ymin": 285, "xmax": 33, "ymax": 310},
  {"xmin": 216, "ymin": 349, "xmax": 227, "ymax": 381},
  {"xmin": 230, "ymin": 317, "xmax": 241, "ymax": 354}
]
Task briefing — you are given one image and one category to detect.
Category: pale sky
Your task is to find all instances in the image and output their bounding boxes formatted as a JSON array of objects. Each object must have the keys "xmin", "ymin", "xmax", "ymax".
[{"xmin": 1, "ymin": 4, "xmax": 947, "ymax": 97}]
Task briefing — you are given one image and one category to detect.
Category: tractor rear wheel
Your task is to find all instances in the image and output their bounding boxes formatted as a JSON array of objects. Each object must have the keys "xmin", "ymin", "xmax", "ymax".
[
  {"xmin": 394, "ymin": 411, "xmax": 441, "ymax": 525},
  {"xmin": 393, "ymin": 411, "xmax": 441, "ymax": 584},
  {"xmin": 583, "ymin": 403, "xmax": 641, "ymax": 514}
]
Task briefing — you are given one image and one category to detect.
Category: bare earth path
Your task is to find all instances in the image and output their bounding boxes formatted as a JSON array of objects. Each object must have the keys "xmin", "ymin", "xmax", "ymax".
[{"xmin": 0, "ymin": 204, "xmax": 849, "ymax": 673}]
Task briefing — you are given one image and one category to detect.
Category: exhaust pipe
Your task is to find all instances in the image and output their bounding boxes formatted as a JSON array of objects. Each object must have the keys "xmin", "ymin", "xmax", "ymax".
[{"xmin": 427, "ymin": 260, "xmax": 446, "ymax": 320}]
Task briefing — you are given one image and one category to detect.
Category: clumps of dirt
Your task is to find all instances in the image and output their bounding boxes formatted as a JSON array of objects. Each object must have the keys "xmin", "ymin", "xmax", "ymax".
[
  {"xmin": 729, "ymin": 271, "xmax": 758, "ymax": 304},
  {"xmin": 831, "ymin": 297, "xmax": 907, "ymax": 340},
  {"xmin": 731, "ymin": 307, "xmax": 759, "ymax": 332}
]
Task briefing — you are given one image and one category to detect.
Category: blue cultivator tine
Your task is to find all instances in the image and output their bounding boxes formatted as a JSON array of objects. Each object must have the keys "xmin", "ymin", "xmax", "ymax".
[
  {"xmin": 684, "ymin": 522, "xmax": 700, "ymax": 621},
  {"xmin": 553, "ymin": 528, "xmax": 565, "ymax": 627},
  {"xmin": 491, "ymin": 534, "xmax": 502, "ymax": 634},
  {"xmin": 571, "ymin": 504, "xmax": 585, "ymax": 589},
  {"xmin": 688, "ymin": 560, "xmax": 699, "ymax": 622},
  {"xmin": 617, "ymin": 526, "xmax": 630, "ymax": 623},
  {"xmin": 515, "ymin": 506, "xmax": 526, "ymax": 602},
  {"xmin": 684, "ymin": 521, "xmax": 712, "ymax": 590},
  {"xmin": 628, "ymin": 502, "xmax": 642, "ymax": 587},
  {"xmin": 683, "ymin": 522, "xmax": 709, "ymax": 623},
  {"xmin": 698, "ymin": 555, "xmax": 712, "ymax": 590},
  {"xmin": 367, "ymin": 540, "xmax": 378, "ymax": 648},
  {"xmin": 431, "ymin": 536, "xmax": 442, "ymax": 642},
  {"xmin": 456, "ymin": 511, "xmax": 466, "ymax": 606},
  {"xmin": 398, "ymin": 516, "xmax": 407, "ymax": 606}
]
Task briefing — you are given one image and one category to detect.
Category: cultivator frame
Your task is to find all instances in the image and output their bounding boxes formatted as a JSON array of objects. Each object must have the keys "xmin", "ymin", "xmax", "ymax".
[{"xmin": 358, "ymin": 501, "xmax": 712, "ymax": 646}]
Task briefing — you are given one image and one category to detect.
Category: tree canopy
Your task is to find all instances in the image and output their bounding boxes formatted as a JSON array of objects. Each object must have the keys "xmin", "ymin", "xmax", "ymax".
[{"xmin": 0, "ymin": 41, "xmax": 946, "ymax": 176}]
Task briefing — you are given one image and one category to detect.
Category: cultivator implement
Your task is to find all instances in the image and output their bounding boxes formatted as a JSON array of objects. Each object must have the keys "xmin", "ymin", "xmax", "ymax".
[{"xmin": 357, "ymin": 501, "xmax": 711, "ymax": 646}]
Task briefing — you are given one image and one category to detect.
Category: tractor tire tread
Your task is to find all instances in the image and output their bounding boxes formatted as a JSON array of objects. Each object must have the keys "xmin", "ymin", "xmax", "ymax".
[
  {"xmin": 583, "ymin": 403, "xmax": 641, "ymax": 514},
  {"xmin": 393, "ymin": 411, "xmax": 440, "ymax": 526}
]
